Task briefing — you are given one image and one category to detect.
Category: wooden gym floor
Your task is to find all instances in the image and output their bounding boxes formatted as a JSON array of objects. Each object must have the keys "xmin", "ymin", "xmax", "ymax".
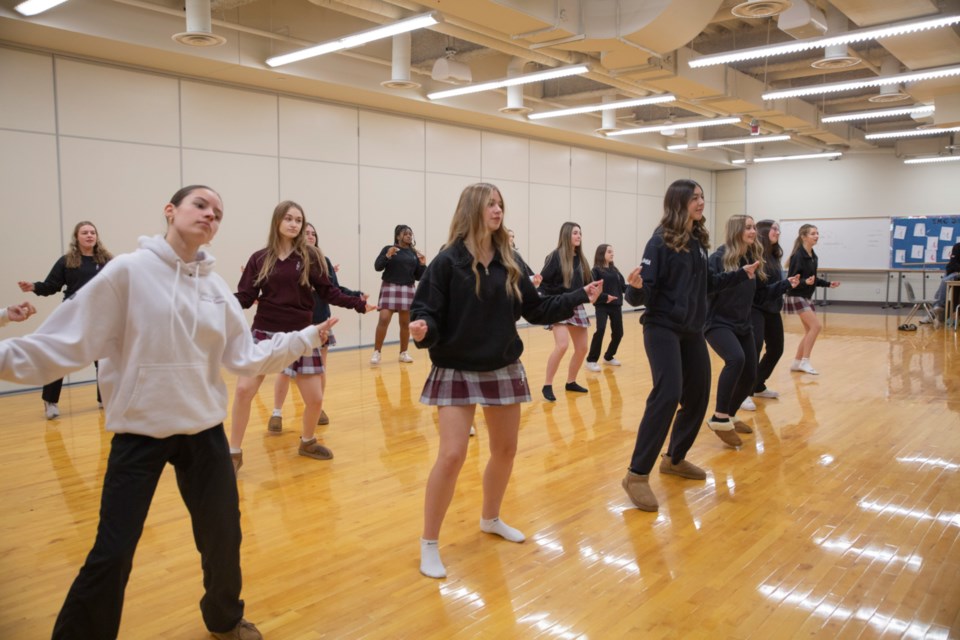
[{"xmin": 1, "ymin": 309, "xmax": 958, "ymax": 639}]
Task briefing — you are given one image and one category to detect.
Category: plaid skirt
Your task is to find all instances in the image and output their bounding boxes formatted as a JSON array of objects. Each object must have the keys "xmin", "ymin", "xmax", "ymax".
[
  {"xmin": 378, "ymin": 282, "xmax": 416, "ymax": 311},
  {"xmin": 252, "ymin": 329, "xmax": 325, "ymax": 377},
  {"xmin": 420, "ymin": 362, "xmax": 531, "ymax": 406},
  {"xmin": 323, "ymin": 331, "xmax": 337, "ymax": 348},
  {"xmin": 783, "ymin": 296, "xmax": 815, "ymax": 315},
  {"xmin": 545, "ymin": 303, "xmax": 590, "ymax": 330}
]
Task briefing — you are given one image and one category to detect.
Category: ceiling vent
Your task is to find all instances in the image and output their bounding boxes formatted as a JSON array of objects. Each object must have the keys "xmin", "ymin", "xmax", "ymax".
[
  {"xmin": 431, "ymin": 48, "xmax": 472, "ymax": 85},
  {"xmin": 381, "ymin": 33, "xmax": 420, "ymax": 90},
  {"xmin": 731, "ymin": 0, "xmax": 793, "ymax": 19},
  {"xmin": 811, "ymin": 5, "xmax": 858, "ymax": 70},
  {"xmin": 172, "ymin": 0, "xmax": 226, "ymax": 47},
  {"xmin": 869, "ymin": 84, "xmax": 911, "ymax": 103},
  {"xmin": 777, "ymin": 1, "xmax": 827, "ymax": 39}
]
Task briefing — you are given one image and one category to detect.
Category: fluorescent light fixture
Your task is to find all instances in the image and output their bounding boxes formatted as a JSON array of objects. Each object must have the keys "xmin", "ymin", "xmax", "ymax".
[
  {"xmin": 266, "ymin": 12, "xmax": 439, "ymax": 67},
  {"xmin": 689, "ymin": 14, "xmax": 960, "ymax": 68},
  {"xmin": 427, "ymin": 64, "xmax": 589, "ymax": 101},
  {"xmin": 668, "ymin": 134, "xmax": 791, "ymax": 150},
  {"xmin": 821, "ymin": 105, "xmax": 935, "ymax": 123},
  {"xmin": 607, "ymin": 117, "xmax": 740, "ymax": 137},
  {"xmin": 904, "ymin": 156, "xmax": 960, "ymax": 165},
  {"xmin": 527, "ymin": 94, "xmax": 675, "ymax": 120},
  {"xmin": 732, "ymin": 152, "xmax": 842, "ymax": 164},
  {"xmin": 14, "ymin": 0, "xmax": 67, "ymax": 15},
  {"xmin": 762, "ymin": 64, "xmax": 960, "ymax": 101},
  {"xmin": 864, "ymin": 126, "xmax": 960, "ymax": 140}
]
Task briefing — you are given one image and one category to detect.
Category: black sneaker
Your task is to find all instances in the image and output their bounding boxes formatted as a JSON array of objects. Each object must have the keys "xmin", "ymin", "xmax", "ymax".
[
  {"xmin": 565, "ymin": 381, "xmax": 588, "ymax": 393},
  {"xmin": 542, "ymin": 385, "xmax": 556, "ymax": 402}
]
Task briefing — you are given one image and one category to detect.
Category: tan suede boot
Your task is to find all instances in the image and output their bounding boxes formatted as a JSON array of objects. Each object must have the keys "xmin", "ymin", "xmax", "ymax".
[{"xmin": 621, "ymin": 471, "xmax": 659, "ymax": 511}]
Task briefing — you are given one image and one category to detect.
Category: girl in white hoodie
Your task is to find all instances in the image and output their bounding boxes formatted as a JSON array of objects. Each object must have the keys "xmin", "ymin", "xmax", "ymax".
[{"xmin": 0, "ymin": 185, "xmax": 335, "ymax": 640}]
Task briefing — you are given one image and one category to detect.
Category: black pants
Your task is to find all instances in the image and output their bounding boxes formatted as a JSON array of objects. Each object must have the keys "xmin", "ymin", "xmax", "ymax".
[
  {"xmin": 705, "ymin": 327, "xmax": 757, "ymax": 416},
  {"xmin": 52, "ymin": 425, "xmax": 244, "ymax": 640},
  {"xmin": 751, "ymin": 309, "xmax": 784, "ymax": 392},
  {"xmin": 628, "ymin": 324, "xmax": 710, "ymax": 474},
  {"xmin": 587, "ymin": 306, "xmax": 624, "ymax": 363},
  {"xmin": 43, "ymin": 361, "xmax": 102, "ymax": 405}
]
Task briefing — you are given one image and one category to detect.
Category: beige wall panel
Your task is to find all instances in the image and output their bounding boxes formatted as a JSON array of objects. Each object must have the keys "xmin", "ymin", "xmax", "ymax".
[
  {"xmin": 637, "ymin": 159, "xmax": 666, "ymax": 197},
  {"xmin": 357, "ymin": 166, "xmax": 425, "ymax": 348},
  {"xmin": 56, "ymin": 59, "xmax": 179, "ymax": 147},
  {"xmin": 481, "ymin": 132, "xmax": 529, "ymax": 182},
  {"xmin": 606, "ymin": 154, "xmax": 638, "ymax": 194},
  {"xmin": 59, "ymin": 138, "xmax": 180, "ymax": 258},
  {"xmin": 571, "ymin": 147, "xmax": 605, "ymax": 190},
  {"xmin": 280, "ymin": 158, "xmax": 362, "ymax": 348},
  {"xmin": 358, "ymin": 111, "xmax": 424, "ymax": 171},
  {"xmin": 0, "ymin": 130, "xmax": 60, "ymax": 393},
  {"xmin": 425, "ymin": 122, "xmax": 482, "ymax": 177},
  {"xmin": 529, "ymin": 140, "xmax": 570, "ymax": 187},
  {"xmin": 606, "ymin": 192, "xmax": 639, "ymax": 271},
  {"xmin": 664, "ymin": 164, "xmax": 691, "ymax": 189},
  {"xmin": 0, "ymin": 48, "xmax": 55, "ymax": 133},
  {"xmin": 637, "ymin": 194, "xmax": 663, "ymax": 253},
  {"xmin": 279, "ymin": 97, "xmax": 358, "ymax": 165},
  {"xmin": 497, "ymin": 180, "xmax": 531, "ymax": 266},
  {"xmin": 181, "ymin": 149, "xmax": 280, "ymax": 318},
  {"xmin": 529, "ymin": 184, "xmax": 571, "ymax": 271},
  {"xmin": 571, "ymin": 188, "xmax": 606, "ymax": 263},
  {"xmin": 181, "ymin": 81, "xmax": 278, "ymax": 156},
  {"xmin": 424, "ymin": 173, "xmax": 480, "ymax": 260}
]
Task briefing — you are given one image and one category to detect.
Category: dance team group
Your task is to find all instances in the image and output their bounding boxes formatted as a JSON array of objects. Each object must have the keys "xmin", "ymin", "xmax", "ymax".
[{"xmin": 1, "ymin": 179, "xmax": 846, "ymax": 639}]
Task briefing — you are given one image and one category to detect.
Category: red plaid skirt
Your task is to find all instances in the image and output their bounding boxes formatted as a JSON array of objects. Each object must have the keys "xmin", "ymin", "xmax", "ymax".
[
  {"xmin": 545, "ymin": 303, "xmax": 590, "ymax": 330},
  {"xmin": 252, "ymin": 329, "xmax": 325, "ymax": 377},
  {"xmin": 378, "ymin": 282, "xmax": 416, "ymax": 311},
  {"xmin": 420, "ymin": 362, "xmax": 531, "ymax": 406},
  {"xmin": 783, "ymin": 296, "xmax": 815, "ymax": 315}
]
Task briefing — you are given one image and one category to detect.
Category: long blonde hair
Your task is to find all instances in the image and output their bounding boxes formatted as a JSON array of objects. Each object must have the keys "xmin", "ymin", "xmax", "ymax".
[
  {"xmin": 548, "ymin": 221, "xmax": 587, "ymax": 288},
  {"xmin": 661, "ymin": 179, "xmax": 710, "ymax": 252},
  {"xmin": 722, "ymin": 215, "xmax": 766, "ymax": 280},
  {"xmin": 255, "ymin": 201, "xmax": 327, "ymax": 287},
  {"xmin": 445, "ymin": 183, "xmax": 524, "ymax": 299},
  {"xmin": 65, "ymin": 220, "xmax": 112, "ymax": 268},
  {"xmin": 789, "ymin": 224, "xmax": 817, "ymax": 264}
]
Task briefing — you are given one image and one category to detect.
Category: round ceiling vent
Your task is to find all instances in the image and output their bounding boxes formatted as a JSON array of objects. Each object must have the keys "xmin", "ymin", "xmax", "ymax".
[
  {"xmin": 868, "ymin": 87, "xmax": 911, "ymax": 103},
  {"xmin": 811, "ymin": 55, "xmax": 860, "ymax": 70},
  {"xmin": 172, "ymin": 31, "xmax": 226, "ymax": 47},
  {"xmin": 731, "ymin": 0, "xmax": 793, "ymax": 19},
  {"xmin": 499, "ymin": 105, "xmax": 533, "ymax": 115},
  {"xmin": 381, "ymin": 79, "xmax": 421, "ymax": 90}
]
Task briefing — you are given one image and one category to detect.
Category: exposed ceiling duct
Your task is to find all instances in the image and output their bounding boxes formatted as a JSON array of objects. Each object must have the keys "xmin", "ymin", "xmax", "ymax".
[
  {"xmin": 810, "ymin": 2, "xmax": 860, "ymax": 70},
  {"xmin": 382, "ymin": 32, "xmax": 420, "ymax": 89},
  {"xmin": 172, "ymin": 0, "xmax": 226, "ymax": 47}
]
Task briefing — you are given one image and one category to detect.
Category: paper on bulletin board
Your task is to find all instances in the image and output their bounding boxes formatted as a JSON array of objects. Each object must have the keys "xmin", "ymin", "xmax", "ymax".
[
  {"xmin": 911, "ymin": 245, "xmax": 924, "ymax": 259},
  {"xmin": 945, "ymin": 246, "xmax": 954, "ymax": 261},
  {"xmin": 942, "ymin": 227, "xmax": 955, "ymax": 242},
  {"xmin": 896, "ymin": 249, "xmax": 906, "ymax": 263},
  {"xmin": 914, "ymin": 223, "xmax": 926, "ymax": 237},
  {"xmin": 925, "ymin": 237, "xmax": 939, "ymax": 263},
  {"xmin": 894, "ymin": 225, "xmax": 907, "ymax": 240}
]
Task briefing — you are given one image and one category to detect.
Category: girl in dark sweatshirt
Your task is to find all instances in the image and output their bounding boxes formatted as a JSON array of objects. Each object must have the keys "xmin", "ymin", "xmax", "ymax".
[
  {"xmin": 585, "ymin": 243, "xmax": 627, "ymax": 371},
  {"xmin": 784, "ymin": 224, "xmax": 840, "ymax": 375},
  {"xmin": 751, "ymin": 219, "xmax": 790, "ymax": 399},
  {"xmin": 621, "ymin": 180, "xmax": 758, "ymax": 513},
  {"xmin": 704, "ymin": 216, "xmax": 799, "ymax": 448},
  {"xmin": 371, "ymin": 225, "xmax": 426, "ymax": 364},
  {"xmin": 409, "ymin": 182, "xmax": 601, "ymax": 579}
]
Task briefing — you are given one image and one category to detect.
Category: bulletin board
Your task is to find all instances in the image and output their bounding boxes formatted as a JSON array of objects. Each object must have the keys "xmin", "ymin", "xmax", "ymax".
[{"xmin": 890, "ymin": 216, "xmax": 960, "ymax": 270}]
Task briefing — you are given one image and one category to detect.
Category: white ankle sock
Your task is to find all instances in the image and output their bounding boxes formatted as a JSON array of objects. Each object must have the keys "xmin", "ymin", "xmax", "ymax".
[
  {"xmin": 229, "ymin": 447, "xmax": 241, "ymax": 454},
  {"xmin": 480, "ymin": 517, "xmax": 525, "ymax": 543},
  {"xmin": 419, "ymin": 538, "xmax": 446, "ymax": 578},
  {"xmin": 272, "ymin": 409, "xmax": 282, "ymax": 417}
]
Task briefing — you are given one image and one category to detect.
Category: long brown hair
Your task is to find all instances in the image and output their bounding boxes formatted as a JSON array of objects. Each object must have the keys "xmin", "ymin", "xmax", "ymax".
[
  {"xmin": 661, "ymin": 179, "xmax": 710, "ymax": 252},
  {"xmin": 547, "ymin": 221, "xmax": 587, "ymax": 288},
  {"xmin": 722, "ymin": 215, "xmax": 766, "ymax": 281},
  {"xmin": 255, "ymin": 201, "xmax": 327, "ymax": 287},
  {"xmin": 755, "ymin": 219, "xmax": 782, "ymax": 274},
  {"xmin": 445, "ymin": 183, "xmax": 524, "ymax": 299},
  {"xmin": 65, "ymin": 221, "xmax": 112, "ymax": 268},
  {"xmin": 592, "ymin": 243, "xmax": 619, "ymax": 274},
  {"xmin": 789, "ymin": 224, "xmax": 817, "ymax": 265}
]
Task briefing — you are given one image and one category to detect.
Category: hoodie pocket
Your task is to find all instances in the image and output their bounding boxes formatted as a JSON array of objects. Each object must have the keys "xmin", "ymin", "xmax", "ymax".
[{"xmin": 121, "ymin": 363, "xmax": 212, "ymax": 423}]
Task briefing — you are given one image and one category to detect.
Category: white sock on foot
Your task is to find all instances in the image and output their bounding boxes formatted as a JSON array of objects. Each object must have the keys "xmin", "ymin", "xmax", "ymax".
[
  {"xmin": 272, "ymin": 409, "xmax": 282, "ymax": 417},
  {"xmin": 419, "ymin": 538, "xmax": 446, "ymax": 578},
  {"xmin": 229, "ymin": 447, "xmax": 242, "ymax": 454},
  {"xmin": 480, "ymin": 517, "xmax": 525, "ymax": 543}
]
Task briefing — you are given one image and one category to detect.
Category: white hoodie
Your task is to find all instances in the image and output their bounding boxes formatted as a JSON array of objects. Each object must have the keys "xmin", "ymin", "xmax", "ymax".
[{"xmin": 0, "ymin": 235, "xmax": 322, "ymax": 438}]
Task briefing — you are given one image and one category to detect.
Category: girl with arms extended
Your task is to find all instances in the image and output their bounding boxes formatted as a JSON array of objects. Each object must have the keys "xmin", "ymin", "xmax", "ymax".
[
  {"xmin": 231, "ymin": 201, "xmax": 375, "ymax": 470},
  {"xmin": 409, "ymin": 183, "xmax": 601, "ymax": 579},
  {"xmin": 371, "ymin": 225, "xmax": 426, "ymax": 364},
  {"xmin": 0, "ymin": 185, "xmax": 337, "ymax": 640},
  {"xmin": 784, "ymin": 224, "xmax": 840, "ymax": 375},
  {"xmin": 18, "ymin": 221, "xmax": 113, "ymax": 418},
  {"xmin": 621, "ymin": 180, "xmax": 758, "ymax": 512},
  {"xmin": 539, "ymin": 222, "xmax": 592, "ymax": 401}
]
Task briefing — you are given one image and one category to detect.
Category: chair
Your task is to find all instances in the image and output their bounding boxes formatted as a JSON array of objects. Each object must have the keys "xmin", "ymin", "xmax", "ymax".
[{"xmin": 898, "ymin": 281, "xmax": 937, "ymax": 331}]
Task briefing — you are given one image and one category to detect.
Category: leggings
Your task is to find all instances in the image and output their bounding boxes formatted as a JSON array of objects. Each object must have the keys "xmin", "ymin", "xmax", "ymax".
[
  {"xmin": 705, "ymin": 327, "xmax": 757, "ymax": 416},
  {"xmin": 628, "ymin": 324, "xmax": 710, "ymax": 474},
  {"xmin": 751, "ymin": 309, "xmax": 784, "ymax": 392},
  {"xmin": 586, "ymin": 306, "xmax": 624, "ymax": 363}
]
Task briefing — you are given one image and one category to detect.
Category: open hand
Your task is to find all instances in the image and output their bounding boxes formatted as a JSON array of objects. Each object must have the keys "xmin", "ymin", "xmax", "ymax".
[{"xmin": 314, "ymin": 317, "xmax": 340, "ymax": 343}]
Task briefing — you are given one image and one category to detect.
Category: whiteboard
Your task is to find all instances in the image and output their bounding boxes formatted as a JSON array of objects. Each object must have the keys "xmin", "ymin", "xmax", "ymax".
[{"xmin": 778, "ymin": 217, "xmax": 891, "ymax": 270}]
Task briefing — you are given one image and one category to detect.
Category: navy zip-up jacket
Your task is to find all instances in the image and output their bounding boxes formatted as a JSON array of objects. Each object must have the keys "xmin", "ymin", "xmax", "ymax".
[
  {"xmin": 707, "ymin": 246, "xmax": 792, "ymax": 334},
  {"xmin": 787, "ymin": 249, "xmax": 830, "ymax": 300},
  {"xmin": 591, "ymin": 266, "xmax": 626, "ymax": 307}
]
